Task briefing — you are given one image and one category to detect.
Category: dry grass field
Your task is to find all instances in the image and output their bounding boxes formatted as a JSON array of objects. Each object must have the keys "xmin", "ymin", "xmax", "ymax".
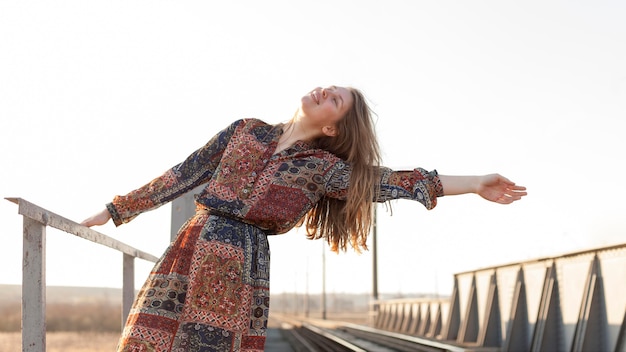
[
  {"xmin": 0, "ymin": 315, "xmax": 368, "ymax": 351},
  {"xmin": 0, "ymin": 332, "xmax": 119, "ymax": 352},
  {"xmin": 0, "ymin": 285, "xmax": 374, "ymax": 351}
]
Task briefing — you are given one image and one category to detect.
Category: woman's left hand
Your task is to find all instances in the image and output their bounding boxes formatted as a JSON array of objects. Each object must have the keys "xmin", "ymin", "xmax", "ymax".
[{"xmin": 477, "ymin": 174, "xmax": 527, "ymax": 204}]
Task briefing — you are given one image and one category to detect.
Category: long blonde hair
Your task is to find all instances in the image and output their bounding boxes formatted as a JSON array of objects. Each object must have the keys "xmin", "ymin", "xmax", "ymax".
[{"xmin": 303, "ymin": 88, "xmax": 381, "ymax": 252}]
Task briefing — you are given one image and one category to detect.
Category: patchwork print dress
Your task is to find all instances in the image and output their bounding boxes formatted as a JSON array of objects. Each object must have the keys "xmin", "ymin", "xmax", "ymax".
[{"xmin": 107, "ymin": 118, "xmax": 443, "ymax": 351}]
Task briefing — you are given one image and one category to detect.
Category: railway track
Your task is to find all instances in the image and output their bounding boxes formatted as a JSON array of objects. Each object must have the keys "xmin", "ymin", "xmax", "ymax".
[{"xmin": 273, "ymin": 314, "xmax": 473, "ymax": 352}]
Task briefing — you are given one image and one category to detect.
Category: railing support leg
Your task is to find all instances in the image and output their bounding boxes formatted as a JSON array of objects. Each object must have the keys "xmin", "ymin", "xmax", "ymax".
[
  {"xmin": 22, "ymin": 217, "xmax": 46, "ymax": 352},
  {"xmin": 122, "ymin": 253, "xmax": 135, "ymax": 329}
]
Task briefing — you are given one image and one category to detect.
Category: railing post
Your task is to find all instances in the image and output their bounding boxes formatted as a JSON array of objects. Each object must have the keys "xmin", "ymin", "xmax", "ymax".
[
  {"xmin": 22, "ymin": 216, "xmax": 46, "ymax": 352},
  {"xmin": 122, "ymin": 253, "xmax": 135, "ymax": 329}
]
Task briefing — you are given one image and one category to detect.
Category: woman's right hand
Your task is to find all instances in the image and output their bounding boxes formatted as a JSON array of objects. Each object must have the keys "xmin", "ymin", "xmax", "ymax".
[{"xmin": 80, "ymin": 208, "xmax": 111, "ymax": 227}]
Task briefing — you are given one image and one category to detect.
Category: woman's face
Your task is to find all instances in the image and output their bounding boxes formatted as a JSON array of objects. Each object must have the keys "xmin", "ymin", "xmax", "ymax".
[{"xmin": 299, "ymin": 86, "xmax": 353, "ymax": 135}]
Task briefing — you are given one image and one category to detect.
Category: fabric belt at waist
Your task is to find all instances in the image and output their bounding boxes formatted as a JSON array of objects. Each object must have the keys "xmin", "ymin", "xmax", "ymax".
[{"xmin": 195, "ymin": 205, "xmax": 275, "ymax": 235}]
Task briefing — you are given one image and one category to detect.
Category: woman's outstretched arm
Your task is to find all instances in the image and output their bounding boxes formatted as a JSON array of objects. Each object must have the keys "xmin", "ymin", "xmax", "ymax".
[{"xmin": 439, "ymin": 174, "xmax": 527, "ymax": 204}]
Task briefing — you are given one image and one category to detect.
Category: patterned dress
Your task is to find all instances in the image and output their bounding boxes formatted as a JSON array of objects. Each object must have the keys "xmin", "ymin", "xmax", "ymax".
[{"xmin": 107, "ymin": 118, "xmax": 443, "ymax": 351}]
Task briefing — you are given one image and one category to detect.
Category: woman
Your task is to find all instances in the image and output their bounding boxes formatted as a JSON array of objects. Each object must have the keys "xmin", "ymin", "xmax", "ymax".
[{"xmin": 82, "ymin": 85, "xmax": 526, "ymax": 351}]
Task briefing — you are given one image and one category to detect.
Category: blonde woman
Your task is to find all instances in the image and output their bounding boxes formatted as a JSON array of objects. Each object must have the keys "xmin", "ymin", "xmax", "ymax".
[{"xmin": 82, "ymin": 85, "xmax": 526, "ymax": 351}]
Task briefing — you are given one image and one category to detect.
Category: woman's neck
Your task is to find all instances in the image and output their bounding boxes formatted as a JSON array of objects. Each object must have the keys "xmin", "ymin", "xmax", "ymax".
[{"xmin": 275, "ymin": 119, "xmax": 319, "ymax": 154}]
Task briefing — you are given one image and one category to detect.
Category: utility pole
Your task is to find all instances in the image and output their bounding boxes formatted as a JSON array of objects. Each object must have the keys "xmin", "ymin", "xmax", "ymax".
[
  {"xmin": 372, "ymin": 205, "xmax": 379, "ymax": 320},
  {"xmin": 322, "ymin": 241, "xmax": 327, "ymax": 320},
  {"xmin": 305, "ymin": 257, "xmax": 310, "ymax": 318}
]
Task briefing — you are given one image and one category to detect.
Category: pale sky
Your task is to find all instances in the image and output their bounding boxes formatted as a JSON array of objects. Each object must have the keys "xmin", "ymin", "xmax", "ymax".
[{"xmin": 1, "ymin": 1, "xmax": 624, "ymax": 297}]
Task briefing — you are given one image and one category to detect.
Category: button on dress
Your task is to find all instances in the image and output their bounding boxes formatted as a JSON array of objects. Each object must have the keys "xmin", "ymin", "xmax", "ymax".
[{"xmin": 107, "ymin": 118, "xmax": 443, "ymax": 351}]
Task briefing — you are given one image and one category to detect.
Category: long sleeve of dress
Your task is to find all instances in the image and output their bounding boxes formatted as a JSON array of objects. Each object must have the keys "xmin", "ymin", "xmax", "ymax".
[
  {"xmin": 376, "ymin": 167, "xmax": 444, "ymax": 209},
  {"xmin": 106, "ymin": 119, "xmax": 244, "ymax": 226},
  {"xmin": 325, "ymin": 164, "xmax": 444, "ymax": 210}
]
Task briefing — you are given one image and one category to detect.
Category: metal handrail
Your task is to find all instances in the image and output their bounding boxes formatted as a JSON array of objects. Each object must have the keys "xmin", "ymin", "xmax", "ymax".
[
  {"xmin": 5, "ymin": 197, "xmax": 159, "ymax": 352},
  {"xmin": 454, "ymin": 241, "xmax": 626, "ymax": 275}
]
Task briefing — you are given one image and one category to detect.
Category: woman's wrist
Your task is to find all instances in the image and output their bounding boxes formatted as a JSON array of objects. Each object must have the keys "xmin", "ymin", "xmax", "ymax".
[{"xmin": 471, "ymin": 176, "xmax": 481, "ymax": 194}]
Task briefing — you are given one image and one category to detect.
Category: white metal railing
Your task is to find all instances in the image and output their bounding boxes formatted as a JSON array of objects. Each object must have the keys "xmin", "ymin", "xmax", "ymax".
[{"xmin": 5, "ymin": 197, "xmax": 159, "ymax": 352}]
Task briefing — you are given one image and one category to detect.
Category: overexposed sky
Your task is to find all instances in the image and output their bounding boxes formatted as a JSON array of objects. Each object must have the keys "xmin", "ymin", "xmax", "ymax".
[{"xmin": 1, "ymin": 0, "xmax": 624, "ymax": 296}]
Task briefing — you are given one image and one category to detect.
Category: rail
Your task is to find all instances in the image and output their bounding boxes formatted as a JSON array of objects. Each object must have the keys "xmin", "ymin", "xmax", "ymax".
[
  {"xmin": 5, "ymin": 197, "xmax": 159, "ymax": 352},
  {"xmin": 372, "ymin": 242, "xmax": 626, "ymax": 351},
  {"xmin": 273, "ymin": 313, "xmax": 470, "ymax": 351}
]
